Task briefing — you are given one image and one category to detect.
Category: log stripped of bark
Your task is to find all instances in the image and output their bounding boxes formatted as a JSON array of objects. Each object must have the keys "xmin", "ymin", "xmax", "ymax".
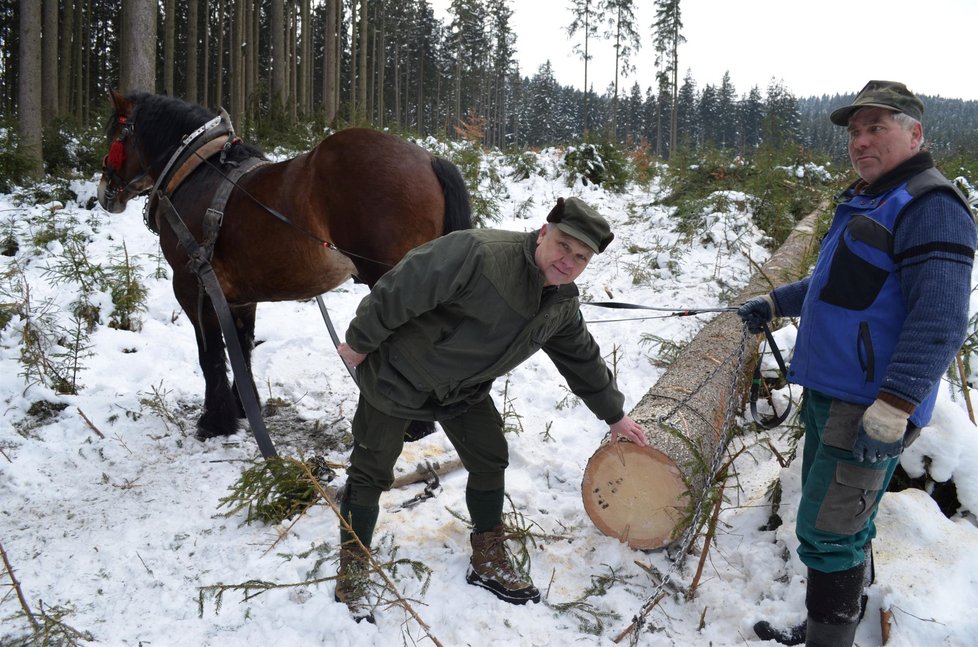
[{"xmin": 583, "ymin": 206, "xmax": 825, "ymax": 549}]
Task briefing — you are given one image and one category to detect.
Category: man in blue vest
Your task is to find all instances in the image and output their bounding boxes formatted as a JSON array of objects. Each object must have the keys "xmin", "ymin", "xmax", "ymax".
[{"xmin": 739, "ymin": 81, "xmax": 976, "ymax": 646}]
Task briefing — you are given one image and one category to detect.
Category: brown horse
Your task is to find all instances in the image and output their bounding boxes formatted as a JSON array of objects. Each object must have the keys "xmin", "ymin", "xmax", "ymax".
[{"xmin": 97, "ymin": 90, "xmax": 472, "ymax": 441}]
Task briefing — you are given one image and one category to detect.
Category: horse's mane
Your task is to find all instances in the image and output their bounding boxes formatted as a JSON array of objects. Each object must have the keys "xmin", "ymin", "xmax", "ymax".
[{"xmin": 113, "ymin": 93, "xmax": 266, "ymax": 165}]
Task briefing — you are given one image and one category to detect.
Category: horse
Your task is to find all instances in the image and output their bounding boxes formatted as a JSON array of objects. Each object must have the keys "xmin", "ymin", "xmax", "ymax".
[{"xmin": 97, "ymin": 89, "xmax": 472, "ymax": 443}]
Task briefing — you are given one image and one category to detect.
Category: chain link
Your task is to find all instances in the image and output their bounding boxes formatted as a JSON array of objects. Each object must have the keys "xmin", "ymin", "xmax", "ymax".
[{"xmin": 625, "ymin": 327, "xmax": 753, "ymax": 645}]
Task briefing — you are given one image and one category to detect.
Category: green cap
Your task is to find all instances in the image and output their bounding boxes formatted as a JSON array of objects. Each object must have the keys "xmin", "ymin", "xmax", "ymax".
[
  {"xmin": 546, "ymin": 197, "xmax": 614, "ymax": 253},
  {"xmin": 830, "ymin": 80, "xmax": 924, "ymax": 126}
]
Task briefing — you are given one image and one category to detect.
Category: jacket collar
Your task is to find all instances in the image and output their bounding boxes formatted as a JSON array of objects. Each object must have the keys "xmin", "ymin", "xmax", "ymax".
[{"xmin": 843, "ymin": 151, "xmax": 934, "ymax": 198}]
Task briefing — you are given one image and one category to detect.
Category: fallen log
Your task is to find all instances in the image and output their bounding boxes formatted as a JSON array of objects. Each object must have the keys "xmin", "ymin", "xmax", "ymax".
[{"xmin": 583, "ymin": 205, "xmax": 825, "ymax": 549}]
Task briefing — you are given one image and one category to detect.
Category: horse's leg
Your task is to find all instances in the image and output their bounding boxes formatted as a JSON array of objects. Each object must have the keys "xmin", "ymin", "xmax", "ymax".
[
  {"xmin": 228, "ymin": 303, "xmax": 259, "ymax": 419},
  {"xmin": 172, "ymin": 272, "xmax": 240, "ymax": 439}
]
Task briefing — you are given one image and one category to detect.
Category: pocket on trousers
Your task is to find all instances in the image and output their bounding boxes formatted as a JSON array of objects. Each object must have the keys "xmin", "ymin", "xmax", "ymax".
[
  {"xmin": 821, "ymin": 400, "xmax": 866, "ymax": 450},
  {"xmin": 815, "ymin": 462, "xmax": 887, "ymax": 536}
]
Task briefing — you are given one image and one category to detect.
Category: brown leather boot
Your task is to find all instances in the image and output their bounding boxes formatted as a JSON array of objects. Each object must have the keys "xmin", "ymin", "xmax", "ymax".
[
  {"xmin": 334, "ymin": 545, "xmax": 375, "ymax": 623},
  {"xmin": 466, "ymin": 524, "xmax": 541, "ymax": 605}
]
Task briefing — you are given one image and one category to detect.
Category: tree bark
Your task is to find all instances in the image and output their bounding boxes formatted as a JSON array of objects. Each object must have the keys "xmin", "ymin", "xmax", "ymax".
[
  {"xmin": 120, "ymin": 0, "xmax": 158, "ymax": 94},
  {"xmin": 349, "ymin": 0, "xmax": 357, "ymax": 121},
  {"xmin": 357, "ymin": 0, "xmax": 369, "ymax": 124},
  {"xmin": 270, "ymin": 0, "xmax": 286, "ymax": 117},
  {"xmin": 163, "ymin": 0, "xmax": 175, "ymax": 95},
  {"xmin": 582, "ymin": 206, "xmax": 825, "ymax": 550},
  {"xmin": 186, "ymin": 0, "xmax": 199, "ymax": 103},
  {"xmin": 323, "ymin": 0, "xmax": 338, "ymax": 124},
  {"xmin": 17, "ymin": 0, "xmax": 43, "ymax": 177},
  {"xmin": 213, "ymin": 0, "xmax": 224, "ymax": 107},
  {"xmin": 230, "ymin": 0, "xmax": 245, "ymax": 124},
  {"xmin": 300, "ymin": 0, "xmax": 311, "ymax": 116},
  {"xmin": 59, "ymin": 0, "xmax": 73, "ymax": 114},
  {"xmin": 41, "ymin": 0, "xmax": 58, "ymax": 120}
]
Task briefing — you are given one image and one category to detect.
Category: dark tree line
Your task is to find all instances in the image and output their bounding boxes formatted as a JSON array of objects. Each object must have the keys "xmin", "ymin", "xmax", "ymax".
[{"xmin": 1, "ymin": 0, "xmax": 976, "ymax": 180}]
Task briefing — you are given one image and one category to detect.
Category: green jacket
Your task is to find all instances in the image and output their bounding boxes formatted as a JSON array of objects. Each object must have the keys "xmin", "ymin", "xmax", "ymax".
[{"xmin": 346, "ymin": 229, "xmax": 625, "ymax": 422}]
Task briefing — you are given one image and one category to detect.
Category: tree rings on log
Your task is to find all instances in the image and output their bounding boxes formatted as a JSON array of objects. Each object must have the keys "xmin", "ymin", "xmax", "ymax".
[{"xmin": 581, "ymin": 440, "xmax": 687, "ymax": 550}]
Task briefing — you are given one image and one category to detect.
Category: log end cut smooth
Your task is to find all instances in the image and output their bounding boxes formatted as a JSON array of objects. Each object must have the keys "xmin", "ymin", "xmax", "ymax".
[{"xmin": 581, "ymin": 442, "xmax": 687, "ymax": 550}]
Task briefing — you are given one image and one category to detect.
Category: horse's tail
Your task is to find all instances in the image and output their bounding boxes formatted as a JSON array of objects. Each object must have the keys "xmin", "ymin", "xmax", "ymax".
[{"xmin": 431, "ymin": 157, "xmax": 473, "ymax": 233}]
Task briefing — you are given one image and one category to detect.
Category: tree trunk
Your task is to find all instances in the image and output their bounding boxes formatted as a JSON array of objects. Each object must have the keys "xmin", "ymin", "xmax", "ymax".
[
  {"xmin": 375, "ymin": 13, "xmax": 385, "ymax": 126},
  {"xmin": 290, "ymin": 3, "xmax": 298, "ymax": 122},
  {"xmin": 357, "ymin": 0, "xmax": 368, "ymax": 124},
  {"xmin": 79, "ymin": 0, "xmax": 91, "ymax": 124},
  {"xmin": 349, "ymin": 0, "xmax": 357, "ymax": 121},
  {"xmin": 214, "ymin": 0, "xmax": 224, "ymax": 107},
  {"xmin": 120, "ymin": 0, "xmax": 158, "ymax": 94},
  {"xmin": 74, "ymin": 0, "xmax": 86, "ymax": 121},
  {"xmin": 300, "ymin": 0, "xmax": 311, "ymax": 116},
  {"xmin": 248, "ymin": 0, "xmax": 258, "ymax": 125},
  {"xmin": 59, "ymin": 0, "xmax": 73, "ymax": 113},
  {"xmin": 17, "ymin": 0, "xmax": 43, "ymax": 177},
  {"xmin": 270, "ymin": 0, "xmax": 286, "ymax": 117},
  {"xmin": 186, "ymin": 0, "xmax": 199, "ymax": 103},
  {"xmin": 323, "ymin": 0, "xmax": 338, "ymax": 124},
  {"xmin": 163, "ymin": 0, "xmax": 175, "ymax": 95},
  {"xmin": 230, "ymin": 0, "xmax": 245, "ymax": 124},
  {"xmin": 582, "ymin": 206, "xmax": 825, "ymax": 550},
  {"xmin": 41, "ymin": 0, "xmax": 58, "ymax": 120}
]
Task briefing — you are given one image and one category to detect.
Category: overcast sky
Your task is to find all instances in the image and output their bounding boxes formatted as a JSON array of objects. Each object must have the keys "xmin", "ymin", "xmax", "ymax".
[{"xmin": 430, "ymin": 0, "xmax": 978, "ymax": 102}]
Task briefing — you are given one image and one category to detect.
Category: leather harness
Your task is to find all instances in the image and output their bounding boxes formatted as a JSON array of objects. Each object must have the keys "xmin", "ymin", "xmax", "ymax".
[{"xmin": 142, "ymin": 112, "xmax": 277, "ymax": 458}]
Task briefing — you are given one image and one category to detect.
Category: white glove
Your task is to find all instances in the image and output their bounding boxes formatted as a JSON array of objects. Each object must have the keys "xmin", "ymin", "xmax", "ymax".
[{"xmin": 861, "ymin": 398, "xmax": 910, "ymax": 443}]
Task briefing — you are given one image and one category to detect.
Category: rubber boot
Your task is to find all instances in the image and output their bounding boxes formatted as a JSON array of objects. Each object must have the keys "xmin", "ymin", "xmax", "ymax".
[
  {"xmin": 466, "ymin": 524, "xmax": 541, "ymax": 604},
  {"xmin": 334, "ymin": 545, "xmax": 375, "ymax": 624},
  {"xmin": 754, "ymin": 542, "xmax": 873, "ymax": 645},
  {"xmin": 804, "ymin": 562, "xmax": 865, "ymax": 647},
  {"xmin": 753, "ymin": 619, "xmax": 806, "ymax": 645},
  {"xmin": 334, "ymin": 486, "xmax": 379, "ymax": 623}
]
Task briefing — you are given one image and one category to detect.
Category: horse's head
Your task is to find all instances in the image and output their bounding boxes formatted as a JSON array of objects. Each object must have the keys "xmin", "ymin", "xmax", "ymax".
[{"xmin": 97, "ymin": 89, "xmax": 155, "ymax": 214}]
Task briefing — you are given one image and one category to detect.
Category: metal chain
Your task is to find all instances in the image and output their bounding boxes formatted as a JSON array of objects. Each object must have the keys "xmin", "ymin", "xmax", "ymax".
[{"xmin": 625, "ymin": 327, "xmax": 753, "ymax": 645}]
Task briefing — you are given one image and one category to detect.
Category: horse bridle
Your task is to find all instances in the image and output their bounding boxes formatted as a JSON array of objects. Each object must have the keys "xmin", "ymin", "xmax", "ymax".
[{"xmin": 101, "ymin": 114, "xmax": 153, "ymax": 209}]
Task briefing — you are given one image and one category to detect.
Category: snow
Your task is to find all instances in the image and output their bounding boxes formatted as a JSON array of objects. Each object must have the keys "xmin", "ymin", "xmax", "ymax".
[{"xmin": 2, "ymin": 146, "xmax": 977, "ymax": 646}]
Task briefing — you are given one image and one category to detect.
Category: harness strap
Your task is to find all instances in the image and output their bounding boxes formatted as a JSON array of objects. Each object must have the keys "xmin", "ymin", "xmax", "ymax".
[
  {"xmin": 193, "ymin": 157, "xmax": 272, "ymax": 341},
  {"xmin": 144, "ymin": 113, "xmax": 230, "ymax": 233},
  {"xmin": 749, "ymin": 323, "xmax": 793, "ymax": 429},
  {"xmin": 158, "ymin": 193, "xmax": 278, "ymax": 459},
  {"xmin": 164, "ymin": 136, "xmax": 229, "ymax": 196}
]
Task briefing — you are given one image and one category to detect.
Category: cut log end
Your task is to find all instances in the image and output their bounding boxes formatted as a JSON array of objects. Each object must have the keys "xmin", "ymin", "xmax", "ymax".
[{"xmin": 581, "ymin": 441, "xmax": 688, "ymax": 550}]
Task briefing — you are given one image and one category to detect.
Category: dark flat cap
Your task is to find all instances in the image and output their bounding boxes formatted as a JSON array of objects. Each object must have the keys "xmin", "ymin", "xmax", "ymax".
[
  {"xmin": 546, "ymin": 197, "xmax": 614, "ymax": 253},
  {"xmin": 830, "ymin": 80, "xmax": 924, "ymax": 126}
]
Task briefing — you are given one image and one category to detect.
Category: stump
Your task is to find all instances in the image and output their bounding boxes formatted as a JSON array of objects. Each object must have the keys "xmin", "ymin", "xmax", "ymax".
[{"xmin": 582, "ymin": 206, "xmax": 825, "ymax": 549}]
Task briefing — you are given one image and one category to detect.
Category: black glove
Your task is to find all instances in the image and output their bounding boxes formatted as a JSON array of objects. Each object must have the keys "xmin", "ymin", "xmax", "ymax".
[{"xmin": 737, "ymin": 295, "xmax": 775, "ymax": 334}]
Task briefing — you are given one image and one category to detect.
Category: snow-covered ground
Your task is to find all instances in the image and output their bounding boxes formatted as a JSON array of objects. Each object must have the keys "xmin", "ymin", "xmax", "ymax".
[{"xmin": 2, "ymin": 146, "xmax": 976, "ymax": 646}]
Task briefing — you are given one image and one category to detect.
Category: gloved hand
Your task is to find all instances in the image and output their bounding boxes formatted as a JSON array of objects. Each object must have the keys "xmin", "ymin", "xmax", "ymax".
[
  {"xmin": 852, "ymin": 398, "xmax": 910, "ymax": 462},
  {"xmin": 737, "ymin": 294, "xmax": 776, "ymax": 334}
]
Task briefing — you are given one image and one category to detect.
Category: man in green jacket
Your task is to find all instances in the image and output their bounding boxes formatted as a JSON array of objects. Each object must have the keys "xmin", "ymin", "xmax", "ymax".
[{"xmin": 335, "ymin": 196, "xmax": 647, "ymax": 622}]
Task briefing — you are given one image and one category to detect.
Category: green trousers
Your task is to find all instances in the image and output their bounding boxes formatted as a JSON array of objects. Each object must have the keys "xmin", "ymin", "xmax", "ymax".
[
  {"xmin": 344, "ymin": 393, "xmax": 509, "ymax": 508},
  {"xmin": 795, "ymin": 390, "xmax": 900, "ymax": 573}
]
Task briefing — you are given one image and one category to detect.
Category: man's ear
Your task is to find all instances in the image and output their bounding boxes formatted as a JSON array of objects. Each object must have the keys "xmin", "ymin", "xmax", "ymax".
[{"xmin": 911, "ymin": 122, "xmax": 924, "ymax": 150}]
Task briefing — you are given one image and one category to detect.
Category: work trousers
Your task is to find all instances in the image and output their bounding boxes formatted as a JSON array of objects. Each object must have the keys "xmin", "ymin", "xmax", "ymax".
[
  {"xmin": 345, "ymin": 393, "xmax": 509, "ymax": 507},
  {"xmin": 795, "ymin": 390, "xmax": 902, "ymax": 573}
]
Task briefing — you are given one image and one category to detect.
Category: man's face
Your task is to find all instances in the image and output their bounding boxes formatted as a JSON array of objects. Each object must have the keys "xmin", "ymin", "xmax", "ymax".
[
  {"xmin": 846, "ymin": 107, "xmax": 922, "ymax": 184},
  {"xmin": 534, "ymin": 224, "xmax": 594, "ymax": 286}
]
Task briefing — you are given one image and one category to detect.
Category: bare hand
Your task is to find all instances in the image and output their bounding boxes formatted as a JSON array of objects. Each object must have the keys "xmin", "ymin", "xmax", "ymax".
[
  {"xmin": 337, "ymin": 342, "xmax": 367, "ymax": 370},
  {"xmin": 609, "ymin": 415, "xmax": 647, "ymax": 447}
]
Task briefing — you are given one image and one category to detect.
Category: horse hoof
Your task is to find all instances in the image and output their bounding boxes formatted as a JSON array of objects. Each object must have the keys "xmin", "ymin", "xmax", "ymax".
[{"xmin": 195, "ymin": 424, "xmax": 238, "ymax": 441}]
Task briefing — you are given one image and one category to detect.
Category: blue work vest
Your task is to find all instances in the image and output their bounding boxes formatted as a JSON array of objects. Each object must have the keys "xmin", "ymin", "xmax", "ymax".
[{"xmin": 788, "ymin": 169, "xmax": 956, "ymax": 427}]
